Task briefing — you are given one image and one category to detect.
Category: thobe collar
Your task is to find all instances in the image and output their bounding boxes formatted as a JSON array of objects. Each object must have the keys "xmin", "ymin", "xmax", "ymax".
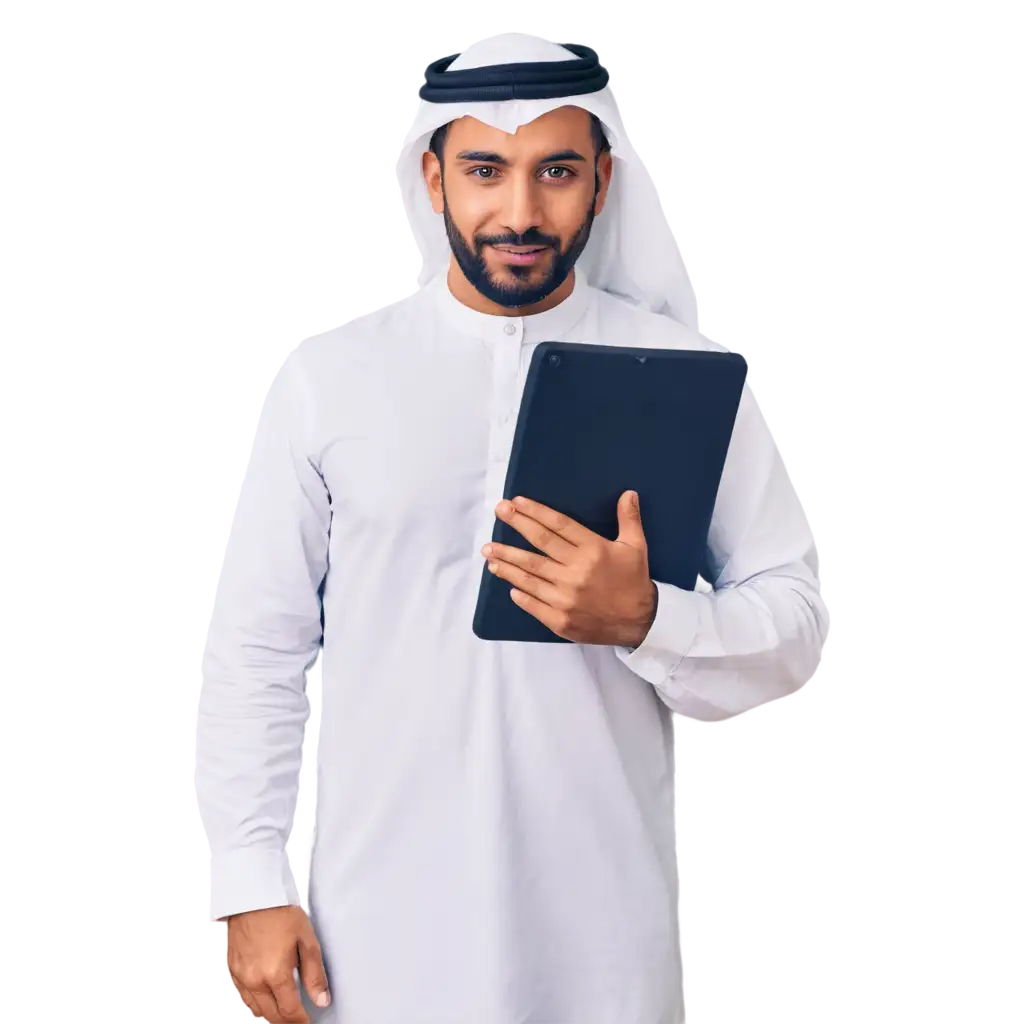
[{"xmin": 429, "ymin": 262, "xmax": 592, "ymax": 343}]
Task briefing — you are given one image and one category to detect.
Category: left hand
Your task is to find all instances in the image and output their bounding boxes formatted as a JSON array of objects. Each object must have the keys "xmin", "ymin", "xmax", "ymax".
[{"xmin": 481, "ymin": 490, "xmax": 657, "ymax": 646}]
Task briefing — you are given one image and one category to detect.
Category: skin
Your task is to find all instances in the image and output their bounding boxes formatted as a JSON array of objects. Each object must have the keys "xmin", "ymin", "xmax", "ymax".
[
  {"xmin": 225, "ymin": 905, "xmax": 329, "ymax": 1023},
  {"xmin": 423, "ymin": 106, "xmax": 658, "ymax": 644},
  {"xmin": 225, "ymin": 107, "xmax": 656, "ymax": 1024},
  {"xmin": 485, "ymin": 491, "xmax": 658, "ymax": 647},
  {"xmin": 422, "ymin": 105, "xmax": 610, "ymax": 314}
]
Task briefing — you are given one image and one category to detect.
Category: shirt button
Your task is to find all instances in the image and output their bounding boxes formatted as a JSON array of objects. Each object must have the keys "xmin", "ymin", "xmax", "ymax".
[{"xmin": 503, "ymin": 323, "xmax": 517, "ymax": 335}]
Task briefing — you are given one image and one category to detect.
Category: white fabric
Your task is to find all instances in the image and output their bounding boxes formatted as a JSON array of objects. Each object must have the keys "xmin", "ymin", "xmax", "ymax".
[
  {"xmin": 195, "ymin": 265, "xmax": 830, "ymax": 1023},
  {"xmin": 396, "ymin": 32, "xmax": 701, "ymax": 331}
]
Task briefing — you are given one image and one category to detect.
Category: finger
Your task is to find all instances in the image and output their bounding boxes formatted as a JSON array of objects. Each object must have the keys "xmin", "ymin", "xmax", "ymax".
[
  {"xmin": 509, "ymin": 587, "xmax": 572, "ymax": 638},
  {"xmin": 495, "ymin": 499, "xmax": 578, "ymax": 563},
  {"xmin": 224, "ymin": 954, "xmax": 260, "ymax": 1011},
  {"xmin": 226, "ymin": 966, "xmax": 249, "ymax": 1007},
  {"xmin": 510, "ymin": 495, "xmax": 600, "ymax": 547},
  {"xmin": 297, "ymin": 930, "xmax": 331, "ymax": 1010},
  {"xmin": 488, "ymin": 558, "xmax": 566, "ymax": 609},
  {"xmin": 240, "ymin": 995, "xmax": 272, "ymax": 1019},
  {"xmin": 229, "ymin": 974, "xmax": 246, "ymax": 1007},
  {"xmin": 482, "ymin": 542, "xmax": 569, "ymax": 585},
  {"xmin": 241, "ymin": 987, "xmax": 270, "ymax": 1019},
  {"xmin": 269, "ymin": 971, "xmax": 310, "ymax": 1024},
  {"xmin": 250, "ymin": 985, "xmax": 284, "ymax": 1022},
  {"xmin": 231, "ymin": 975, "xmax": 262, "ymax": 1017}
]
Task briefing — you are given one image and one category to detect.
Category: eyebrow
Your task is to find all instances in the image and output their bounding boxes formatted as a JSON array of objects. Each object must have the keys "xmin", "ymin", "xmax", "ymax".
[{"xmin": 453, "ymin": 149, "xmax": 588, "ymax": 166}]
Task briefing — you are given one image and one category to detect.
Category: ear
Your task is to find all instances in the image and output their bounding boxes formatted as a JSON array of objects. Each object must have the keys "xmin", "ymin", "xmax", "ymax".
[
  {"xmin": 422, "ymin": 151, "xmax": 444, "ymax": 214},
  {"xmin": 594, "ymin": 150, "xmax": 613, "ymax": 217}
]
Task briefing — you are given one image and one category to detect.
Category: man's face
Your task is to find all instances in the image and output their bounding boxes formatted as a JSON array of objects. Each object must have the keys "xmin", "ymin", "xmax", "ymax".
[{"xmin": 423, "ymin": 106, "xmax": 612, "ymax": 309}]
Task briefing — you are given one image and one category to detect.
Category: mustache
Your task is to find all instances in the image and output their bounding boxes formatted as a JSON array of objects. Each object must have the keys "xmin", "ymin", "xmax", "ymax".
[{"xmin": 478, "ymin": 235, "xmax": 558, "ymax": 249}]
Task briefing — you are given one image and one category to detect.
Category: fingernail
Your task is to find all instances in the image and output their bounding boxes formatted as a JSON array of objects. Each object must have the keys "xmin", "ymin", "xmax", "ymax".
[
  {"xmin": 316, "ymin": 991, "xmax": 330, "ymax": 1007},
  {"xmin": 481, "ymin": 544, "xmax": 492, "ymax": 556},
  {"xmin": 497, "ymin": 501, "xmax": 512, "ymax": 515}
]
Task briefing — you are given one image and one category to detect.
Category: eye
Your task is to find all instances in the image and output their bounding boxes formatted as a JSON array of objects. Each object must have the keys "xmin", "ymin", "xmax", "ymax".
[{"xmin": 542, "ymin": 166, "xmax": 577, "ymax": 181}]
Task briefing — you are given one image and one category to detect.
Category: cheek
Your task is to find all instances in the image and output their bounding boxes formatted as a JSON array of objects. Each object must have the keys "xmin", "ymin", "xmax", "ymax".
[
  {"xmin": 547, "ymin": 195, "xmax": 591, "ymax": 236},
  {"xmin": 446, "ymin": 182, "xmax": 493, "ymax": 221}
]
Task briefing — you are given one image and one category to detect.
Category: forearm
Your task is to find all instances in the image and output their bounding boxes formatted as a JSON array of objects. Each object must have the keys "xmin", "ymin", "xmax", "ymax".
[
  {"xmin": 194, "ymin": 346, "xmax": 330, "ymax": 921},
  {"xmin": 615, "ymin": 371, "xmax": 830, "ymax": 720},
  {"xmin": 621, "ymin": 559, "xmax": 829, "ymax": 721},
  {"xmin": 196, "ymin": 648, "xmax": 313, "ymax": 920},
  {"xmin": 618, "ymin": 548, "xmax": 827, "ymax": 716}
]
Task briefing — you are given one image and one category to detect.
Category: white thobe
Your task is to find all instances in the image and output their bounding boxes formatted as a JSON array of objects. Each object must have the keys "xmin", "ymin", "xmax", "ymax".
[{"xmin": 195, "ymin": 263, "xmax": 830, "ymax": 1024}]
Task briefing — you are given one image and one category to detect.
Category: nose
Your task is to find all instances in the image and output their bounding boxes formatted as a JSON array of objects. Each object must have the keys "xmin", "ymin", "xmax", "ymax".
[{"xmin": 501, "ymin": 173, "xmax": 545, "ymax": 240}]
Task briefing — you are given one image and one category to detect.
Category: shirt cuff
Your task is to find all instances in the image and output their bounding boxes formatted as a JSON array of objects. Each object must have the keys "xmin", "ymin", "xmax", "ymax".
[
  {"xmin": 210, "ymin": 847, "xmax": 302, "ymax": 922},
  {"xmin": 613, "ymin": 579, "xmax": 701, "ymax": 688}
]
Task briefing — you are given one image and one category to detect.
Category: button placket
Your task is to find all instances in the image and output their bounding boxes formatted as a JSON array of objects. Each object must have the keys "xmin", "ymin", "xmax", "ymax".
[
  {"xmin": 480, "ymin": 324, "xmax": 521, "ymax": 519},
  {"xmin": 496, "ymin": 323, "xmax": 520, "ymax": 426}
]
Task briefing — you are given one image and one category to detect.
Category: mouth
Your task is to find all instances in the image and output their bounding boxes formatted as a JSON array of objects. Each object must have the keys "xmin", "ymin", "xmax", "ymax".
[{"xmin": 491, "ymin": 245, "xmax": 550, "ymax": 264}]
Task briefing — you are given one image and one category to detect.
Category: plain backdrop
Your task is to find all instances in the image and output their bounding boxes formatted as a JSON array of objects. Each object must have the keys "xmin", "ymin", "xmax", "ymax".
[{"xmin": 0, "ymin": 8, "xmax": 1019, "ymax": 1024}]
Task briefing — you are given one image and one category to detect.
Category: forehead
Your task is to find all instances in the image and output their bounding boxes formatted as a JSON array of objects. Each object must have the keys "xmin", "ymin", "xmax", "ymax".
[{"xmin": 447, "ymin": 106, "xmax": 592, "ymax": 150}]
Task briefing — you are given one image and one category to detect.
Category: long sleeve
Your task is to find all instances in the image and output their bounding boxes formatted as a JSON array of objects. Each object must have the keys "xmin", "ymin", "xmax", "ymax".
[
  {"xmin": 614, "ymin": 379, "xmax": 830, "ymax": 722},
  {"xmin": 194, "ymin": 347, "xmax": 331, "ymax": 921}
]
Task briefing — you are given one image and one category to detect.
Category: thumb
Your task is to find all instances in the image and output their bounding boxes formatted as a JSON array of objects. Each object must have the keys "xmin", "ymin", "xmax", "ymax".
[
  {"xmin": 616, "ymin": 490, "xmax": 646, "ymax": 549},
  {"xmin": 297, "ymin": 925, "xmax": 331, "ymax": 1009}
]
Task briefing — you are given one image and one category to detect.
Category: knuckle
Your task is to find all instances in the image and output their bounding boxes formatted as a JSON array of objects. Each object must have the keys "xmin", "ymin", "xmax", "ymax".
[
  {"xmin": 240, "ymin": 969, "xmax": 264, "ymax": 990},
  {"xmin": 246, "ymin": 958, "xmax": 276, "ymax": 983},
  {"xmin": 273, "ymin": 1000, "xmax": 300, "ymax": 1021},
  {"xmin": 267, "ymin": 968, "xmax": 293, "ymax": 988},
  {"xmin": 567, "ymin": 569, "xmax": 590, "ymax": 596}
]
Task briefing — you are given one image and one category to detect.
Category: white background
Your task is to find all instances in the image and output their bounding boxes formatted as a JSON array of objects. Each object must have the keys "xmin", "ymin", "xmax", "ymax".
[{"xmin": 2, "ymin": 4, "xmax": 1024, "ymax": 1019}]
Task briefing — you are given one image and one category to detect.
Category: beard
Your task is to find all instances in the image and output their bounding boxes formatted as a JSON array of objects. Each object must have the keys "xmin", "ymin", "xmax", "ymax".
[{"xmin": 441, "ymin": 180, "xmax": 598, "ymax": 309}]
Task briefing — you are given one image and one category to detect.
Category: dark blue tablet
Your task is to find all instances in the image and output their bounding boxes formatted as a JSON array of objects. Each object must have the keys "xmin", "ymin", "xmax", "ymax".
[{"xmin": 472, "ymin": 341, "xmax": 747, "ymax": 643}]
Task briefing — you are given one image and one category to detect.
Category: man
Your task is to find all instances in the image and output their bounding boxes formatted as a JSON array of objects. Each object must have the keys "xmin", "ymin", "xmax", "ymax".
[{"xmin": 195, "ymin": 33, "xmax": 830, "ymax": 1024}]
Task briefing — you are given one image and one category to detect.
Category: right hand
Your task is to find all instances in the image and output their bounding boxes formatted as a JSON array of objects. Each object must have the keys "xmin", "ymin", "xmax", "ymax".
[{"xmin": 226, "ymin": 905, "xmax": 331, "ymax": 1022}]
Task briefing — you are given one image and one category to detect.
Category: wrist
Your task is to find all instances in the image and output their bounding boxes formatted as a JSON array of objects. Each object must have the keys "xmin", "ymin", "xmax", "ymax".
[{"xmin": 626, "ymin": 579, "xmax": 658, "ymax": 648}]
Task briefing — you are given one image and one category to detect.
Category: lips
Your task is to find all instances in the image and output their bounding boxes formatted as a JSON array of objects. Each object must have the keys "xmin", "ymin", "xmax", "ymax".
[{"xmin": 492, "ymin": 245, "xmax": 550, "ymax": 264}]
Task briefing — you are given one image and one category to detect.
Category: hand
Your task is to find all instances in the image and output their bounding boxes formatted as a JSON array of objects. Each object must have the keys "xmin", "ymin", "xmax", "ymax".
[
  {"xmin": 225, "ymin": 905, "xmax": 330, "ymax": 1023},
  {"xmin": 481, "ymin": 490, "xmax": 657, "ymax": 646}
]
